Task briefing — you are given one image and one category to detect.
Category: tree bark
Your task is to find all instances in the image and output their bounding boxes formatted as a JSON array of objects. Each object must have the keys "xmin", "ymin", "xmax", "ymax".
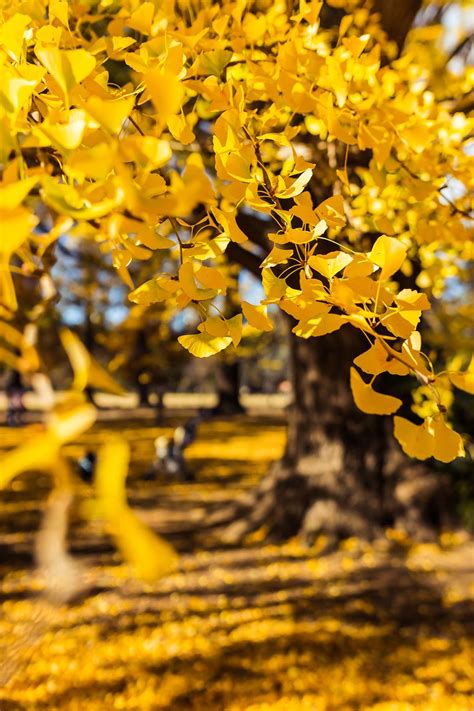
[
  {"xmin": 280, "ymin": 327, "xmax": 387, "ymax": 540},
  {"xmin": 214, "ymin": 359, "xmax": 245, "ymax": 415},
  {"xmin": 374, "ymin": 0, "xmax": 422, "ymax": 52},
  {"xmin": 213, "ymin": 289, "xmax": 245, "ymax": 415}
]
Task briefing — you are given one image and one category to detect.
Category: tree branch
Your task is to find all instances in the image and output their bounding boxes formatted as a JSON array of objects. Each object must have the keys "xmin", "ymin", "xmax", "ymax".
[
  {"xmin": 374, "ymin": 0, "xmax": 422, "ymax": 52},
  {"xmin": 236, "ymin": 212, "xmax": 272, "ymax": 254},
  {"xmin": 225, "ymin": 243, "xmax": 262, "ymax": 278}
]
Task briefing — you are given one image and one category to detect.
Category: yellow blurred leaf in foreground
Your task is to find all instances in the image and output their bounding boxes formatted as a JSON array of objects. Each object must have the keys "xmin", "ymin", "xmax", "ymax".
[
  {"xmin": 60, "ymin": 329, "xmax": 125, "ymax": 396},
  {"xmin": 0, "ymin": 403, "xmax": 96, "ymax": 489},
  {"xmin": 94, "ymin": 438, "xmax": 178, "ymax": 581}
]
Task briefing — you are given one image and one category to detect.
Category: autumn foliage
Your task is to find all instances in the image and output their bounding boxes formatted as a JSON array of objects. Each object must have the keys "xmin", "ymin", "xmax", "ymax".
[{"xmin": 0, "ymin": 0, "xmax": 473, "ymax": 576}]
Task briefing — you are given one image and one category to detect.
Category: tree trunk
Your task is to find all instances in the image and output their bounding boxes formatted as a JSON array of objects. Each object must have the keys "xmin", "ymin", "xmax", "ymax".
[
  {"xmin": 214, "ymin": 359, "xmax": 245, "ymax": 415},
  {"xmin": 137, "ymin": 376, "xmax": 150, "ymax": 407},
  {"xmin": 280, "ymin": 327, "xmax": 388, "ymax": 540},
  {"xmin": 214, "ymin": 327, "xmax": 454, "ymax": 546},
  {"xmin": 213, "ymin": 288, "xmax": 245, "ymax": 415}
]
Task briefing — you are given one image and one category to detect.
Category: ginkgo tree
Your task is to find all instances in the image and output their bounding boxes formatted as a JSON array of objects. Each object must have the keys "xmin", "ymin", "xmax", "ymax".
[{"xmin": 0, "ymin": 0, "xmax": 473, "ymax": 556}]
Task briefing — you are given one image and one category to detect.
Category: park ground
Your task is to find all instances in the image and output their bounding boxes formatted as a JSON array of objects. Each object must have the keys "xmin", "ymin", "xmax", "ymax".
[{"xmin": 0, "ymin": 415, "xmax": 473, "ymax": 710}]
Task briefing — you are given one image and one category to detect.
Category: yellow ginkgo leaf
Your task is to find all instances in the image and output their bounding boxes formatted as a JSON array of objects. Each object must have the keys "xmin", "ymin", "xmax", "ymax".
[
  {"xmin": 0, "ymin": 205, "xmax": 37, "ymax": 310},
  {"xmin": 167, "ymin": 114, "xmax": 195, "ymax": 144},
  {"xmin": 242, "ymin": 302, "xmax": 273, "ymax": 331},
  {"xmin": 121, "ymin": 135, "xmax": 172, "ymax": 169},
  {"xmin": 194, "ymin": 49, "xmax": 233, "ymax": 77},
  {"xmin": 1, "ymin": 67, "xmax": 43, "ymax": 116},
  {"xmin": 0, "ymin": 13, "xmax": 30, "ymax": 61},
  {"xmin": 50, "ymin": 0, "xmax": 69, "ymax": 27},
  {"xmin": 293, "ymin": 313, "xmax": 346, "ymax": 339},
  {"xmin": 393, "ymin": 416, "xmax": 434, "ymax": 460},
  {"xmin": 88, "ymin": 360, "xmax": 125, "ymax": 397},
  {"xmin": 271, "ymin": 228, "xmax": 312, "ymax": 245},
  {"xmin": 227, "ymin": 313, "xmax": 243, "ymax": 347},
  {"xmin": 315, "ymin": 195, "xmax": 346, "ymax": 228},
  {"xmin": 67, "ymin": 142, "xmax": 116, "ymax": 182},
  {"xmin": 199, "ymin": 316, "xmax": 229, "ymax": 337},
  {"xmin": 95, "ymin": 438, "xmax": 178, "ymax": 581},
  {"xmin": 354, "ymin": 340, "xmax": 409, "ymax": 376},
  {"xmin": 0, "ymin": 345, "xmax": 21, "ymax": 370},
  {"xmin": 261, "ymin": 247, "xmax": 293, "ymax": 268},
  {"xmin": 129, "ymin": 275, "xmax": 179, "ymax": 305},
  {"xmin": 35, "ymin": 47, "xmax": 96, "ymax": 96},
  {"xmin": 35, "ymin": 24, "xmax": 62, "ymax": 46},
  {"xmin": 326, "ymin": 56, "xmax": 347, "ymax": 107},
  {"xmin": 84, "ymin": 95, "xmax": 135, "ymax": 135},
  {"xmin": 395, "ymin": 289, "xmax": 431, "ymax": 311},
  {"xmin": 343, "ymin": 33, "xmax": 370, "ymax": 58},
  {"xmin": 134, "ymin": 225, "xmax": 173, "ymax": 249},
  {"xmin": 35, "ymin": 109, "xmax": 87, "ymax": 151},
  {"xmin": 42, "ymin": 179, "xmax": 122, "ymax": 221},
  {"xmin": 0, "ymin": 177, "xmax": 37, "ymax": 210},
  {"xmin": 401, "ymin": 124, "xmax": 432, "ymax": 154},
  {"xmin": 197, "ymin": 265, "xmax": 227, "ymax": 293},
  {"xmin": 261, "ymin": 269, "xmax": 288, "ymax": 301},
  {"xmin": 308, "ymin": 251, "xmax": 352, "ymax": 279},
  {"xmin": 343, "ymin": 255, "xmax": 374, "ymax": 278},
  {"xmin": 179, "ymin": 262, "xmax": 217, "ymax": 301},
  {"xmin": 114, "ymin": 508, "xmax": 178, "ymax": 581},
  {"xmin": 178, "ymin": 332, "xmax": 232, "ymax": 357},
  {"xmin": 350, "ymin": 367, "xmax": 402, "ymax": 415},
  {"xmin": 60, "ymin": 329, "xmax": 89, "ymax": 391},
  {"xmin": 212, "ymin": 206, "xmax": 248, "ymax": 243},
  {"xmin": 0, "ymin": 270, "xmax": 18, "ymax": 312},
  {"xmin": 144, "ymin": 68, "xmax": 184, "ymax": 122},
  {"xmin": 449, "ymin": 358, "xmax": 474, "ymax": 395},
  {"xmin": 384, "ymin": 311, "xmax": 421, "ymax": 339},
  {"xmin": 394, "ymin": 415, "xmax": 464, "ymax": 462},
  {"xmin": 275, "ymin": 169, "xmax": 313, "ymax": 198},
  {"xmin": 291, "ymin": 191, "xmax": 319, "ymax": 226},
  {"xmin": 374, "ymin": 215, "xmax": 396, "ymax": 235},
  {"xmin": 369, "ymin": 236, "xmax": 408, "ymax": 281},
  {"xmin": 128, "ymin": 2, "xmax": 155, "ymax": 34},
  {"xmin": 0, "ymin": 207, "xmax": 38, "ymax": 256},
  {"xmin": 313, "ymin": 219, "xmax": 329, "ymax": 238},
  {"xmin": 449, "ymin": 372, "xmax": 474, "ymax": 395},
  {"xmin": 430, "ymin": 418, "xmax": 465, "ymax": 463}
]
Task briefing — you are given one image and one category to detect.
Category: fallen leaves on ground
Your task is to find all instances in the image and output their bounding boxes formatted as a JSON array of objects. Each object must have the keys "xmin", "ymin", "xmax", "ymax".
[{"xmin": 0, "ymin": 417, "xmax": 472, "ymax": 710}]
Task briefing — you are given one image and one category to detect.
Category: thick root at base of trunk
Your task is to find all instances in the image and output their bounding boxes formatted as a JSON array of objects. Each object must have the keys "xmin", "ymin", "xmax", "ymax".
[
  {"xmin": 206, "ymin": 458, "xmax": 455, "ymax": 548},
  {"xmin": 207, "ymin": 461, "xmax": 378, "ymax": 547}
]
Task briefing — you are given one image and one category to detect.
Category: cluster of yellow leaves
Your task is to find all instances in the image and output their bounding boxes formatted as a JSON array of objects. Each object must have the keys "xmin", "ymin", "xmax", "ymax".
[{"xmin": 0, "ymin": 0, "xmax": 472, "ymax": 465}]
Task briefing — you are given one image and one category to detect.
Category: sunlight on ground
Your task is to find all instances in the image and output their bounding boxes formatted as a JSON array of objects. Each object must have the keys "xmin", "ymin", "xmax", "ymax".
[{"xmin": 0, "ymin": 418, "xmax": 472, "ymax": 710}]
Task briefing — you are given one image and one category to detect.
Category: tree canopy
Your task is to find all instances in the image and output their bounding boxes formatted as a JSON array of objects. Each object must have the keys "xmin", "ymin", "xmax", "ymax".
[{"xmin": 0, "ymin": 0, "xmax": 473, "ymax": 575}]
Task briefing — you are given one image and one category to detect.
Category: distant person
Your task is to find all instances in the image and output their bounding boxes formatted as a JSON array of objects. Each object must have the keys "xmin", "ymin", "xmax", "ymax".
[
  {"xmin": 77, "ymin": 451, "xmax": 97, "ymax": 484},
  {"xmin": 6, "ymin": 370, "xmax": 25, "ymax": 427},
  {"xmin": 148, "ymin": 411, "xmax": 210, "ymax": 481}
]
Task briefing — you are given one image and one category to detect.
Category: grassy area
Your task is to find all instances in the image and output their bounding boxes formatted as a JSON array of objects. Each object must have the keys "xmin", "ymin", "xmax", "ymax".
[{"xmin": 0, "ymin": 418, "xmax": 473, "ymax": 710}]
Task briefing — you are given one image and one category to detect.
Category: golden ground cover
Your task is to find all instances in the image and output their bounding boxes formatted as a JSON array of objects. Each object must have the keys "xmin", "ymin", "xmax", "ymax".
[{"xmin": 0, "ymin": 417, "xmax": 472, "ymax": 710}]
